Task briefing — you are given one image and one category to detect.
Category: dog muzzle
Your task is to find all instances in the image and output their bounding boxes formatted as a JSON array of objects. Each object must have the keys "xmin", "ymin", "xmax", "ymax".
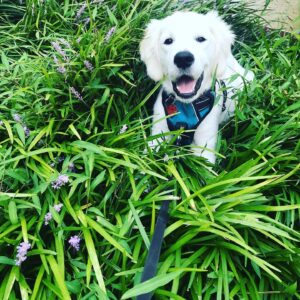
[{"xmin": 172, "ymin": 73, "xmax": 204, "ymax": 99}]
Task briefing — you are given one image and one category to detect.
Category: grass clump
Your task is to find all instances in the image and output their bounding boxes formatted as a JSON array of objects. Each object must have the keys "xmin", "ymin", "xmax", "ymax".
[{"xmin": 0, "ymin": 0, "xmax": 299, "ymax": 299}]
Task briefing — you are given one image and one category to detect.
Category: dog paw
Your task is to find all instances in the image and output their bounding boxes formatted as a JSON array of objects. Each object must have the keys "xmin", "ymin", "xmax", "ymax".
[
  {"xmin": 145, "ymin": 139, "xmax": 161, "ymax": 153},
  {"xmin": 245, "ymin": 70, "xmax": 255, "ymax": 82},
  {"xmin": 193, "ymin": 148, "xmax": 216, "ymax": 164}
]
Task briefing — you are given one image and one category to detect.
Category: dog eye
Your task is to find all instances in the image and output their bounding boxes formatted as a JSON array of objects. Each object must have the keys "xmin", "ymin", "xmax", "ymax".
[
  {"xmin": 196, "ymin": 36, "xmax": 206, "ymax": 43},
  {"xmin": 164, "ymin": 38, "xmax": 173, "ymax": 45}
]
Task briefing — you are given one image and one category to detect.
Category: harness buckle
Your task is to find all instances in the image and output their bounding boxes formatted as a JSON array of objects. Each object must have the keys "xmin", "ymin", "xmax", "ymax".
[
  {"xmin": 165, "ymin": 94, "xmax": 175, "ymax": 105},
  {"xmin": 175, "ymin": 122, "xmax": 187, "ymax": 130}
]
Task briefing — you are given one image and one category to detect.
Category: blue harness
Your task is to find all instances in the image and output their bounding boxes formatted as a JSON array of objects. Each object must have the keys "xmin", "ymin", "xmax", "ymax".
[{"xmin": 162, "ymin": 81, "xmax": 227, "ymax": 146}]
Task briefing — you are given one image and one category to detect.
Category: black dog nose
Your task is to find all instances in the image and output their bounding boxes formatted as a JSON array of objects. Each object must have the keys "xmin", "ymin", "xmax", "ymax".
[{"xmin": 174, "ymin": 51, "xmax": 194, "ymax": 69}]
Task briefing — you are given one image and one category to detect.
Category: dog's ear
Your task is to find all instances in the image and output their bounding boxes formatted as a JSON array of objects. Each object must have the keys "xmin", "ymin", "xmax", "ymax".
[
  {"xmin": 140, "ymin": 19, "xmax": 164, "ymax": 81},
  {"xmin": 206, "ymin": 11, "xmax": 235, "ymax": 77}
]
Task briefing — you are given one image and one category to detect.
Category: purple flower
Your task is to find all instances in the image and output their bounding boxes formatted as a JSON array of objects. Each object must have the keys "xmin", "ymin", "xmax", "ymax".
[
  {"xmin": 69, "ymin": 235, "xmax": 81, "ymax": 251},
  {"xmin": 70, "ymin": 87, "xmax": 84, "ymax": 102},
  {"xmin": 76, "ymin": 37, "xmax": 82, "ymax": 44},
  {"xmin": 76, "ymin": 3, "xmax": 87, "ymax": 19},
  {"xmin": 54, "ymin": 203, "xmax": 63, "ymax": 212},
  {"xmin": 53, "ymin": 55, "xmax": 59, "ymax": 64},
  {"xmin": 59, "ymin": 38, "xmax": 71, "ymax": 49},
  {"xmin": 44, "ymin": 203, "xmax": 63, "ymax": 225},
  {"xmin": 83, "ymin": 17, "xmax": 90, "ymax": 27},
  {"xmin": 84, "ymin": 60, "xmax": 94, "ymax": 71},
  {"xmin": 23, "ymin": 125, "xmax": 30, "ymax": 137},
  {"xmin": 68, "ymin": 162, "xmax": 76, "ymax": 172},
  {"xmin": 57, "ymin": 65, "xmax": 66, "ymax": 74},
  {"xmin": 104, "ymin": 26, "xmax": 116, "ymax": 43},
  {"xmin": 44, "ymin": 212, "xmax": 52, "ymax": 225},
  {"xmin": 13, "ymin": 113, "xmax": 22, "ymax": 122},
  {"xmin": 57, "ymin": 156, "xmax": 65, "ymax": 163},
  {"xmin": 51, "ymin": 41, "xmax": 68, "ymax": 61},
  {"xmin": 51, "ymin": 174, "xmax": 69, "ymax": 189},
  {"xmin": 53, "ymin": 55, "xmax": 66, "ymax": 74},
  {"xmin": 15, "ymin": 241, "xmax": 31, "ymax": 266}
]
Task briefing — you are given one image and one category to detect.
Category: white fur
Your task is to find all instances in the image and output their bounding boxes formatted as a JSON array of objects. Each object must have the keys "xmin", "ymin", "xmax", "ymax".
[{"xmin": 140, "ymin": 11, "xmax": 254, "ymax": 163}]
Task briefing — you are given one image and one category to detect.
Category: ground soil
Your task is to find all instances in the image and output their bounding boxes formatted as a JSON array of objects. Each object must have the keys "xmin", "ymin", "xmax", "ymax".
[{"xmin": 244, "ymin": 0, "xmax": 299, "ymax": 31}]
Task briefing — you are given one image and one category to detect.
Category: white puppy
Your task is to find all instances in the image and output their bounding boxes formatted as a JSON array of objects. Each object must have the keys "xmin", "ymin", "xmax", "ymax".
[{"xmin": 140, "ymin": 11, "xmax": 254, "ymax": 163}]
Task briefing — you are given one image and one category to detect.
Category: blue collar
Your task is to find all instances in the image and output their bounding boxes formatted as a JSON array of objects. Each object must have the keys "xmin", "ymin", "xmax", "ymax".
[{"xmin": 162, "ymin": 88, "xmax": 216, "ymax": 146}]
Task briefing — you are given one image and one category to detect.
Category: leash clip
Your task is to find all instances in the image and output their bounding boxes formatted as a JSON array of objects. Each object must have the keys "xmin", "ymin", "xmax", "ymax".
[{"xmin": 174, "ymin": 122, "xmax": 188, "ymax": 147}]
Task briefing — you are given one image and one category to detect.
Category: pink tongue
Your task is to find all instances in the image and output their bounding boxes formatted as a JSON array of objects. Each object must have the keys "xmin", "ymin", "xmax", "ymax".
[{"xmin": 177, "ymin": 80, "xmax": 196, "ymax": 94}]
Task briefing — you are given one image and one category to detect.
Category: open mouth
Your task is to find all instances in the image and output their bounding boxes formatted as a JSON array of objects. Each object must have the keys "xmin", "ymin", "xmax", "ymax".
[{"xmin": 172, "ymin": 73, "xmax": 204, "ymax": 99}]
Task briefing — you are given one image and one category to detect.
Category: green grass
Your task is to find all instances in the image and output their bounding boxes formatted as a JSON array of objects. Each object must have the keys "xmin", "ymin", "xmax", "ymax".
[{"xmin": 0, "ymin": 0, "xmax": 299, "ymax": 299}]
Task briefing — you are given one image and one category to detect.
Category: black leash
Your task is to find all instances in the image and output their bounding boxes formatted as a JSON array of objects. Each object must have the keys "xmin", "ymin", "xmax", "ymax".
[{"xmin": 137, "ymin": 199, "xmax": 170, "ymax": 300}]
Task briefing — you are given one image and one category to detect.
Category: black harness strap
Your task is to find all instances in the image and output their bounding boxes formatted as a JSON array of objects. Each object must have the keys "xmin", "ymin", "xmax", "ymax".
[{"xmin": 220, "ymin": 80, "xmax": 227, "ymax": 112}]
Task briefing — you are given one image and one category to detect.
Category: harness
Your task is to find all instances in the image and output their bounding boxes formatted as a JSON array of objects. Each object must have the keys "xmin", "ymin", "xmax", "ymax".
[{"xmin": 162, "ymin": 80, "xmax": 227, "ymax": 146}]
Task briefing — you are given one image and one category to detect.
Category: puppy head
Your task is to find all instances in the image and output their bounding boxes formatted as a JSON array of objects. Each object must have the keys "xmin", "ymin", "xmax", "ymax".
[{"xmin": 140, "ymin": 11, "xmax": 235, "ymax": 100}]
